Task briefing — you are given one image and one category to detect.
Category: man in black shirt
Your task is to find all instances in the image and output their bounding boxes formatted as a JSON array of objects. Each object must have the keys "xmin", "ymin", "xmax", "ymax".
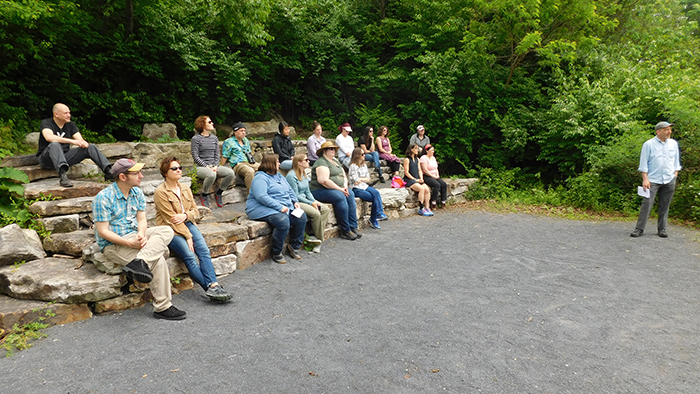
[{"xmin": 37, "ymin": 103, "xmax": 113, "ymax": 187}]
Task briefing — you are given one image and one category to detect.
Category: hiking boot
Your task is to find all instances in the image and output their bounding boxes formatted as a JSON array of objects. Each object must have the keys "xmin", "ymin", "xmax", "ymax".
[
  {"xmin": 103, "ymin": 166, "xmax": 115, "ymax": 182},
  {"xmin": 658, "ymin": 229, "xmax": 668, "ymax": 238},
  {"xmin": 340, "ymin": 231, "xmax": 357, "ymax": 241},
  {"xmin": 59, "ymin": 172, "xmax": 73, "ymax": 188},
  {"xmin": 214, "ymin": 192, "xmax": 224, "ymax": 208},
  {"xmin": 630, "ymin": 228, "xmax": 643, "ymax": 238},
  {"xmin": 199, "ymin": 193, "xmax": 210, "ymax": 208},
  {"xmin": 122, "ymin": 258, "xmax": 153, "ymax": 283},
  {"xmin": 352, "ymin": 229, "xmax": 362, "ymax": 239},
  {"xmin": 153, "ymin": 305, "xmax": 186, "ymax": 320},
  {"xmin": 205, "ymin": 285, "xmax": 232, "ymax": 303},
  {"xmin": 286, "ymin": 244, "xmax": 302, "ymax": 260},
  {"xmin": 272, "ymin": 254, "xmax": 287, "ymax": 264}
]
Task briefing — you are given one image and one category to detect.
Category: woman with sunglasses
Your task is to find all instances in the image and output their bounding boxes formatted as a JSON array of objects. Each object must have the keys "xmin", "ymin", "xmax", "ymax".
[
  {"xmin": 310, "ymin": 141, "xmax": 361, "ymax": 240},
  {"xmin": 419, "ymin": 144, "xmax": 448, "ymax": 208},
  {"xmin": 403, "ymin": 143, "xmax": 433, "ymax": 216},
  {"xmin": 358, "ymin": 126, "xmax": 384, "ymax": 183},
  {"xmin": 286, "ymin": 153, "xmax": 330, "ymax": 253},
  {"xmin": 191, "ymin": 116, "xmax": 235, "ymax": 208},
  {"xmin": 154, "ymin": 156, "xmax": 232, "ymax": 303}
]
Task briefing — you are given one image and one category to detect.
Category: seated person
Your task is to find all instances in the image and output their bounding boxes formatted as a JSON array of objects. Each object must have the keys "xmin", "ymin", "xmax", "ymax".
[
  {"xmin": 272, "ymin": 121, "xmax": 295, "ymax": 171},
  {"xmin": 409, "ymin": 124, "xmax": 430, "ymax": 149},
  {"xmin": 191, "ymin": 115, "xmax": 235, "ymax": 208},
  {"xmin": 376, "ymin": 125, "xmax": 402, "ymax": 178},
  {"xmin": 37, "ymin": 103, "xmax": 113, "ymax": 188},
  {"xmin": 92, "ymin": 158, "xmax": 185, "ymax": 320},
  {"xmin": 420, "ymin": 144, "xmax": 448, "ymax": 208},
  {"xmin": 335, "ymin": 122, "xmax": 355, "ymax": 167},
  {"xmin": 358, "ymin": 126, "xmax": 384, "ymax": 183},
  {"xmin": 286, "ymin": 153, "xmax": 330, "ymax": 253},
  {"xmin": 348, "ymin": 148, "xmax": 388, "ymax": 229},
  {"xmin": 154, "ymin": 156, "xmax": 232, "ymax": 303},
  {"xmin": 310, "ymin": 141, "xmax": 362, "ymax": 241},
  {"xmin": 221, "ymin": 122, "xmax": 260, "ymax": 192},
  {"xmin": 306, "ymin": 121, "xmax": 326, "ymax": 166},
  {"xmin": 403, "ymin": 144, "xmax": 433, "ymax": 216},
  {"xmin": 246, "ymin": 154, "xmax": 307, "ymax": 264}
]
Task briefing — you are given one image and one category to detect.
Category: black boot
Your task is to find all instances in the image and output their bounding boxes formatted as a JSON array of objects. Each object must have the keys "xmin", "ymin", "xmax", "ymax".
[
  {"xmin": 103, "ymin": 165, "xmax": 114, "ymax": 182},
  {"xmin": 59, "ymin": 168, "xmax": 73, "ymax": 188}
]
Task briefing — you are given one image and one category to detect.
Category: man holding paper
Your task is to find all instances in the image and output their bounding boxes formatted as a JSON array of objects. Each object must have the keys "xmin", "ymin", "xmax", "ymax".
[{"xmin": 630, "ymin": 122, "xmax": 682, "ymax": 238}]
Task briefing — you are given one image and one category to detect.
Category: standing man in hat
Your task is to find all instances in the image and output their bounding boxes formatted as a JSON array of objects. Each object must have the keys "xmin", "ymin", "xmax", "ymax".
[
  {"xmin": 37, "ymin": 103, "xmax": 113, "ymax": 187},
  {"xmin": 92, "ymin": 159, "xmax": 186, "ymax": 320},
  {"xmin": 630, "ymin": 121, "xmax": 682, "ymax": 238}
]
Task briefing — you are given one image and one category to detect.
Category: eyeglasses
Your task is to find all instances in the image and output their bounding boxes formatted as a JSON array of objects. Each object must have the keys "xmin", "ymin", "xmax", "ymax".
[
  {"xmin": 126, "ymin": 171, "xmax": 142, "ymax": 176},
  {"xmin": 170, "ymin": 166, "xmax": 183, "ymax": 171}
]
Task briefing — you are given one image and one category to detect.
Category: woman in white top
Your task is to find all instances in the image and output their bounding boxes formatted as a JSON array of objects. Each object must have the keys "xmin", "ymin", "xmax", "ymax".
[
  {"xmin": 306, "ymin": 121, "xmax": 326, "ymax": 166},
  {"xmin": 335, "ymin": 122, "xmax": 355, "ymax": 167},
  {"xmin": 419, "ymin": 144, "xmax": 447, "ymax": 208},
  {"xmin": 348, "ymin": 148, "xmax": 388, "ymax": 229}
]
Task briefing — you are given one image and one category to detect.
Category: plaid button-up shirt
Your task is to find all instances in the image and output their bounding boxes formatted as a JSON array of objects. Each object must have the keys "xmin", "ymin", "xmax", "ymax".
[{"xmin": 92, "ymin": 182, "xmax": 146, "ymax": 249}]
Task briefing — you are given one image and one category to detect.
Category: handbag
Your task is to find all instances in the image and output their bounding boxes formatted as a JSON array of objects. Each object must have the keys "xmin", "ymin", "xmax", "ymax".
[{"xmin": 391, "ymin": 176, "xmax": 405, "ymax": 188}]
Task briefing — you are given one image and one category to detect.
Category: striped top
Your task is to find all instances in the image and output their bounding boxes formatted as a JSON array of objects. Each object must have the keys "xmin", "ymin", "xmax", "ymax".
[{"xmin": 191, "ymin": 133, "xmax": 220, "ymax": 167}]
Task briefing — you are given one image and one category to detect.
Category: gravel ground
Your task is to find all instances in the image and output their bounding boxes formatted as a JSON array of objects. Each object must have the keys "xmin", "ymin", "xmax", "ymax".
[{"xmin": 1, "ymin": 208, "xmax": 699, "ymax": 393}]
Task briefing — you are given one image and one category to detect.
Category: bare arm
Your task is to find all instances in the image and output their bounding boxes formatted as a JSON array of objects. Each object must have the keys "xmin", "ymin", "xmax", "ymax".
[{"xmin": 41, "ymin": 129, "xmax": 89, "ymax": 148}]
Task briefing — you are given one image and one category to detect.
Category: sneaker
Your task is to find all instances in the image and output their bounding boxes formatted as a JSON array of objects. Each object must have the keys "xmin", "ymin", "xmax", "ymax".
[
  {"xmin": 286, "ymin": 244, "xmax": 302, "ymax": 260},
  {"xmin": 272, "ymin": 254, "xmax": 287, "ymax": 264},
  {"xmin": 205, "ymin": 285, "xmax": 232, "ymax": 303},
  {"xmin": 311, "ymin": 245, "xmax": 322, "ymax": 253},
  {"xmin": 377, "ymin": 213, "xmax": 389, "ymax": 221},
  {"xmin": 153, "ymin": 305, "xmax": 187, "ymax": 320},
  {"xmin": 658, "ymin": 229, "xmax": 668, "ymax": 238},
  {"xmin": 352, "ymin": 229, "xmax": 362, "ymax": 239},
  {"xmin": 340, "ymin": 231, "xmax": 357, "ymax": 241},
  {"xmin": 59, "ymin": 172, "xmax": 73, "ymax": 188},
  {"xmin": 426, "ymin": 209, "xmax": 434, "ymax": 216},
  {"xmin": 418, "ymin": 208, "xmax": 429, "ymax": 216},
  {"xmin": 369, "ymin": 220, "xmax": 381, "ymax": 229},
  {"xmin": 378, "ymin": 174, "xmax": 386, "ymax": 183},
  {"xmin": 307, "ymin": 236, "xmax": 323, "ymax": 245},
  {"xmin": 122, "ymin": 258, "xmax": 153, "ymax": 283},
  {"xmin": 214, "ymin": 192, "xmax": 224, "ymax": 208},
  {"xmin": 630, "ymin": 228, "xmax": 643, "ymax": 238},
  {"xmin": 199, "ymin": 194, "xmax": 210, "ymax": 208}
]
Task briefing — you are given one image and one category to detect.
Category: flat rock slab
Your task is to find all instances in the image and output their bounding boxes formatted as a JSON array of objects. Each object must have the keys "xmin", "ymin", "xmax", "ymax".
[
  {"xmin": 0, "ymin": 294, "xmax": 92, "ymax": 331},
  {"xmin": 199, "ymin": 222, "xmax": 250, "ymax": 246},
  {"xmin": 29, "ymin": 196, "xmax": 94, "ymax": 216},
  {"xmin": 0, "ymin": 224, "xmax": 45, "ymax": 267},
  {"xmin": 0, "ymin": 257, "xmax": 124, "ymax": 303},
  {"xmin": 37, "ymin": 214, "xmax": 80, "ymax": 234},
  {"xmin": 43, "ymin": 229, "xmax": 96, "ymax": 257},
  {"xmin": 23, "ymin": 179, "xmax": 109, "ymax": 200}
]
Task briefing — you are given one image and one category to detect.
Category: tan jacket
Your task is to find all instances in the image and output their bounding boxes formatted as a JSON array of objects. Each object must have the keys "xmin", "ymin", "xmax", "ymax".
[{"xmin": 154, "ymin": 180, "xmax": 199, "ymax": 239}]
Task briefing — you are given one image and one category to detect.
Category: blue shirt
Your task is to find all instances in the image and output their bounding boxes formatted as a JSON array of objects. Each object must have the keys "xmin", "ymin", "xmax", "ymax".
[
  {"xmin": 638, "ymin": 136, "xmax": 681, "ymax": 185},
  {"xmin": 92, "ymin": 182, "xmax": 146, "ymax": 249},
  {"xmin": 245, "ymin": 172, "xmax": 298, "ymax": 220},
  {"xmin": 222, "ymin": 136, "xmax": 252, "ymax": 167},
  {"xmin": 285, "ymin": 171, "xmax": 315, "ymax": 205}
]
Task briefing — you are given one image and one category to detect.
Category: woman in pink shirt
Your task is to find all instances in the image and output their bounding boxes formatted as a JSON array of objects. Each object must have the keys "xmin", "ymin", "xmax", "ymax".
[{"xmin": 419, "ymin": 144, "xmax": 447, "ymax": 208}]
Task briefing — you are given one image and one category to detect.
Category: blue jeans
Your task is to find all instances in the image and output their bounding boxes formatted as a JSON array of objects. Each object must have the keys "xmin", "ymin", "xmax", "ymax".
[
  {"xmin": 312, "ymin": 188, "xmax": 358, "ymax": 233},
  {"xmin": 260, "ymin": 211, "xmax": 307, "ymax": 255},
  {"xmin": 279, "ymin": 160, "xmax": 293, "ymax": 171},
  {"xmin": 168, "ymin": 222, "xmax": 217, "ymax": 290},
  {"xmin": 353, "ymin": 187, "xmax": 384, "ymax": 222},
  {"xmin": 364, "ymin": 152, "xmax": 382, "ymax": 176}
]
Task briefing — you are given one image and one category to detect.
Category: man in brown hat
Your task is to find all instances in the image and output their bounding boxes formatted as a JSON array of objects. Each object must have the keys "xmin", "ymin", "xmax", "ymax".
[{"xmin": 92, "ymin": 159, "xmax": 186, "ymax": 320}]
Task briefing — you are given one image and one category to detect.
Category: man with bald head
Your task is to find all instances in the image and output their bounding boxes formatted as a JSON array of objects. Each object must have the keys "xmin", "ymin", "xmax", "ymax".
[{"xmin": 37, "ymin": 103, "xmax": 113, "ymax": 187}]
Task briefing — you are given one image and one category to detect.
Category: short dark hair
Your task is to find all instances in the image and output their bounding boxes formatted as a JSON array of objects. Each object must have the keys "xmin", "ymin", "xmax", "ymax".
[
  {"xmin": 194, "ymin": 116, "xmax": 210, "ymax": 134},
  {"xmin": 259, "ymin": 153, "xmax": 279, "ymax": 175},
  {"xmin": 278, "ymin": 121, "xmax": 289, "ymax": 134},
  {"xmin": 160, "ymin": 156, "xmax": 179, "ymax": 178}
]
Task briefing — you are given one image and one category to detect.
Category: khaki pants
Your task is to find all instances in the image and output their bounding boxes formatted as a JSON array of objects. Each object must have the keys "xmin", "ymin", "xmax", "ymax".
[
  {"xmin": 103, "ymin": 226, "xmax": 175, "ymax": 312},
  {"xmin": 299, "ymin": 202, "xmax": 330, "ymax": 240},
  {"xmin": 234, "ymin": 162, "xmax": 260, "ymax": 190}
]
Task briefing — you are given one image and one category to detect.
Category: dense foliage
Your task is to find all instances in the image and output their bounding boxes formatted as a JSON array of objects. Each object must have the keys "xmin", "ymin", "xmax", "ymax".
[{"xmin": 2, "ymin": 0, "xmax": 700, "ymax": 221}]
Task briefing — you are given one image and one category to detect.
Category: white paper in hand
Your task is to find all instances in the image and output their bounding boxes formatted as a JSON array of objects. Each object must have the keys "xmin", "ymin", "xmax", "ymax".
[
  {"xmin": 291, "ymin": 207, "xmax": 304, "ymax": 218},
  {"xmin": 637, "ymin": 186, "xmax": 650, "ymax": 198}
]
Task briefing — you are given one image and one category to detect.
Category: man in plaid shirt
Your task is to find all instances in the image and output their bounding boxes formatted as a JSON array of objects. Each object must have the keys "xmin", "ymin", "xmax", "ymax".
[{"xmin": 92, "ymin": 158, "xmax": 186, "ymax": 320}]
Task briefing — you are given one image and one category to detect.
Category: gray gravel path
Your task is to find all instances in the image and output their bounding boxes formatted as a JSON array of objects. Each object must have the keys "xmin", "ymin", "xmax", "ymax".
[{"xmin": 1, "ymin": 209, "xmax": 699, "ymax": 393}]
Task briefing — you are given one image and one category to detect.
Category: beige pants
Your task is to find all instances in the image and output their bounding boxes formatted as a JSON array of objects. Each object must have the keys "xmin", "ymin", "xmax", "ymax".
[
  {"xmin": 299, "ymin": 202, "xmax": 330, "ymax": 240},
  {"xmin": 234, "ymin": 162, "xmax": 260, "ymax": 190},
  {"xmin": 103, "ymin": 226, "xmax": 175, "ymax": 312}
]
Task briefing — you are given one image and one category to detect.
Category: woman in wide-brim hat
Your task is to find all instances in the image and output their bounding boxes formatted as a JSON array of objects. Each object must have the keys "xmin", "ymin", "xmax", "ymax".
[{"xmin": 309, "ymin": 141, "xmax": 362, "ymax": 241}]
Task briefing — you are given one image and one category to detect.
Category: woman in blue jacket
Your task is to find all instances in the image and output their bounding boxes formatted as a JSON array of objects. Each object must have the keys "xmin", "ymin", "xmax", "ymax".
[{"xmin": 246, "ymin": 154, "xmax": 307, "ymax": 264}]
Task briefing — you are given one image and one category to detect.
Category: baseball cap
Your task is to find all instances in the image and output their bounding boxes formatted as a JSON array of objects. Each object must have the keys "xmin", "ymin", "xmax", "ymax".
[
  {"xmin": 655, "ymin": 121, "xmax": 674, "ymax": 130},
  {"xmin": 111, "ymin": 158, "xmax": 145, "ymax": 177}
]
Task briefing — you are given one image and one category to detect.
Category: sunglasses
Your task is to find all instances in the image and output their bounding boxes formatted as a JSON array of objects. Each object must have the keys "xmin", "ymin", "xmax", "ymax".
[
  {"xmin": 170, "ymin": 166, "xmax": 183, "ymax": 171},
  {"xmin": 303, "ymin": 158, "xmax": 310, "ymax": 162},
  {"xmin": 207, "ymin": 120, "xmax": 214, "ymax": 124}
]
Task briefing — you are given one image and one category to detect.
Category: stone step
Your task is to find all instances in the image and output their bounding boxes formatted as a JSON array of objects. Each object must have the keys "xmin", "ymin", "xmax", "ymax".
[
  {"xmin": 29, "ymin": 196, "xmax": 94, "ymax": 217},
  {"xmin": 23, "ymin": 178, "xmax": 109, "ymax": 200},
  {"xmin": 0, "ymin": 294, "xmax": 93, "ymax": 332}
]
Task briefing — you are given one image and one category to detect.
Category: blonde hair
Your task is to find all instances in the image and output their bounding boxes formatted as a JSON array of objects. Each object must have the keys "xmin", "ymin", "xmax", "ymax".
[
  {"xmin": 291, "ymin": 153, "xmax": 308, "ymax": 181},
  {"xmin": 350, "ymin": 147, "xmax": 364, "ymax": 166}
]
